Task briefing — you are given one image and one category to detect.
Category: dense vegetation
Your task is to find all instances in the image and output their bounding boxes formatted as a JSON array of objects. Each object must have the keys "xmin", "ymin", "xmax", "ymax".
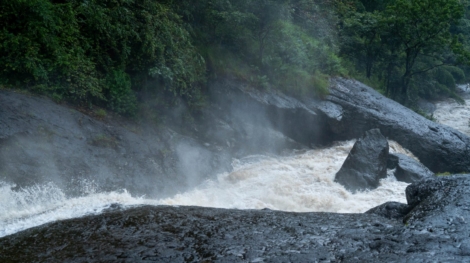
[
  {"xmin": 339, "ymin": 0, "xmax": 470, "ymax": 104},
  {"xmin": 1, "ymin": 0, "xmax": 469, "ymax": 116}
]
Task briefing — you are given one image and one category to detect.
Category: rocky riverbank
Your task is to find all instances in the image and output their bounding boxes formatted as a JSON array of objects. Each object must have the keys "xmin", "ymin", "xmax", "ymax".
[{"xmin": 1, "ymin": 78, "xmax": 470, "ymax": 262}]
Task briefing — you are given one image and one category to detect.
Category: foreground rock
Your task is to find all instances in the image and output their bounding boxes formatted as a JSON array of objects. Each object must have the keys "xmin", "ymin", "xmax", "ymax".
[
  {"xmin": 1, "ymin": 175, "xmax": 469, "ymax": 262},
  {"xmin": 334, "ymin": 129, "xmax": 388, "ymax": 192},
  {"xmin": 388, "ymin": 153, "xmax": 435, "ymax": 183},
  {"xmin": 315, "ymin": 78, "xmax": 470, "ymax": 173}
]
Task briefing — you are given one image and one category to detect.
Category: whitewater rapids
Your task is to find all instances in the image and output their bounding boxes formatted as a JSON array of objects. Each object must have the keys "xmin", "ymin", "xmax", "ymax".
[
  {"xmin": 0, "ymin": 140, "xmax": 411, "ymax": 237},
  {"xmin": 1, "ymin": 93, "xmax": 468, "ymax": 238}
]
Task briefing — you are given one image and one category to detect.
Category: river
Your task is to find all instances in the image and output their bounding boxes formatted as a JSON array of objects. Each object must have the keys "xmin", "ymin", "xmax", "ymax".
[{"xmin": 1, "ymin": 92, "xmax": 469, "ymax": 238}]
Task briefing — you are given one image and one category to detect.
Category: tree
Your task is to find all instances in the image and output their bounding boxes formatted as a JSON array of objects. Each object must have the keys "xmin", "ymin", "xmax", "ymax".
[
  {"xmin": 338, "ymin": 0, "xmax": 467, "ymax": 102},
  {"xmin": 383, "ymin": 0, "xmax": 464, "ymax": 100}
]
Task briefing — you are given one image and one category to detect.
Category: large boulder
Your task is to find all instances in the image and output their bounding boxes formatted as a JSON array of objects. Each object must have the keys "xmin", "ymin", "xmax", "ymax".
[
  {"xmin": 0, "ymin": 84, "xmax": 307, "ymax": 198},
  {"xmin": 388, "ymin": 153, "xmax": 434, "ymax": 183},
  {"xmin": 312, "ymin": 78, "xmax": 470, "ymax": 174},
  {"xmin": 334, "ymin": 129, "xmax": 389, "ymax": 192}
]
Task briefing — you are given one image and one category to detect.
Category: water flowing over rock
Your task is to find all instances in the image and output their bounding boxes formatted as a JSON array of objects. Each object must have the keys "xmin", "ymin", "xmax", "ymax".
[
  {"xmin": 334, "ymin": 129, "xmax": 389, "ymax": 192},
  {"xmin": 388, "ymin": 153, "xmax": 435, "ymax": 183},
  {"xmin": 1, "ymin": 174, "xmax": 470, "ymax": 262}
]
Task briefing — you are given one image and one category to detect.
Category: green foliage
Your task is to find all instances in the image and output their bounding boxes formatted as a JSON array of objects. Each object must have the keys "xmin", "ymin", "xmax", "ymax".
[
  {"xmin": 0, "ymin": 0, "xmax": 102, "ymax": 102},
  {"xmin": 94, "ymin": 109, "xmax": 107, "ymax": 119},
  {"xmin": 436, "ymin": 172, "xmax": 452, "ymax": 176},
  {"xmin": 338, "ymin": 0, "xmax": 468, "ymax": 103},
  {"xmin": 178, "ymin": 0, "xmax": 342, "ymax": 98},
  {"xmin": 72, "ymin": 0, "xmax": 207, "ymax": 105},
  {"xmin": 90, "ymin": 134, "xmax": 118, "ymax": 148},
  {"xmin": 0, "ymin": 0, "xmax": 207, "ymax": 114},
  {"xmin": 105, "ymin": 70, "xmax": 137, "ymax": 116},
  {"xmin": 4, "ymin": 0, "xmax": 470, "ymax": 115}
]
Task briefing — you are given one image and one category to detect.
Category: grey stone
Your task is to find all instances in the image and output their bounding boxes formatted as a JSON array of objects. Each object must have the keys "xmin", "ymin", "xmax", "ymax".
[
  {"xmin": 334, "ymin": 129, "xmax": 389, "ymax": 192},
  {"xmin": 389, "ymin": 153, "xmax": 435, "ymax": 183}
]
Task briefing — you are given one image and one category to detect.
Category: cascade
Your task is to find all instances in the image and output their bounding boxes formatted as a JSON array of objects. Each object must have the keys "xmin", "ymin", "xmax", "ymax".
[{"xmin": 1, "ymin": 93, "xmax": 468, "ymax": 238}]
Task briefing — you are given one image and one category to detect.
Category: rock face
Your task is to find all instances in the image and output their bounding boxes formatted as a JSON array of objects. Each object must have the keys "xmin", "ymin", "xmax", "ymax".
[
  {"xmin": 207, "ymin": 79, "xmax": 328, "ymax": 147},
  {"xmin": 0, "ymin": 88, "xmax": 302, "ymax": 198},
  {"xmin": 1, "ymin": 175, "xmax": 470, "ymax": 262},
  {"xmin": 313, "ymin": 78, "xmax": 470, "ymax": 174},
  {"xmin": 388, "ymin": 153, "xmax": 434, "ymax": 183},
  {"xmin": 334, "ymin": 129, "xmax": 389, "ymax": 192},
  {"xmin": 210, "ymin": 78, "xmax": 470, "ymax": 174},
  {"xmin": 0, "ymin": 90, "xmax": 231, "ymax": 197}
]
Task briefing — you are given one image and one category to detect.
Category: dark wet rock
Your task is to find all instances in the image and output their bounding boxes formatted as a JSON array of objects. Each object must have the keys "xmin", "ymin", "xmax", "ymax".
[
  {"xmin": 389, "ymin": 153, "xmax": 434, "ymax": 183},
  {"xmin": 208, "ymin": 79, "xmax": 327, "ymax": 148},
  {"xmin": 0, "ymin": 90, "xmax": 231, "ymax": 197},
  {"xmin": 387, "ymin": 153, "xmax": 400, "ymax": 169},
  {"xmin": 0, "ymin": 87, "xmax": 303, "ymax": 198},
  {"xmin": 2, "ymin": 175, "xmax": 470, "ymax": 262},
  {"xmin": 366, "ymin": 201, "xmax": 410, "ymax": 220},
  {"xmin": 404, "ymin": 175, "xmax": 470, "ymax": 221},
  {"xmin": 334, "ymin": 129, "xmax": 389, "ymax": 192},
  {"xmin": 312, "ymin": 78, "xmax": 470, "ymax": 174}
]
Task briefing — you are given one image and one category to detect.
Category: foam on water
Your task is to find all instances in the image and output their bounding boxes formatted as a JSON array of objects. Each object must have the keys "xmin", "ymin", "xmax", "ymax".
[
  {"xmin": 434, "ymin": 97, "xmax": 470, "ymax": 136},
  {"xmin": 5, "ymin": 91, "xmax": 467, "ymax": 238},
  {"xmin": 0, "ymin": 182, "xmax": 160, "ymax": 238},
  {"xmin": 0, "ymin": 140, "xmax": 414, "ymax": 238},
  {"xmin": 158, "ymin": 140, "xmax": 410, "ymax": 213}
]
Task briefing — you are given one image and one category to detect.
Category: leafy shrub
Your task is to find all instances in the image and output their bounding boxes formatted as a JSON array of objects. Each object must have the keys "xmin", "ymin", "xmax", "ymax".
[
  {"xmin": 0, "ymin": 0, "xmax": 102, "ymax": 102},
  {"xmin": 105, "ymin": 70, "xmax": 137, "ymax": 116}
]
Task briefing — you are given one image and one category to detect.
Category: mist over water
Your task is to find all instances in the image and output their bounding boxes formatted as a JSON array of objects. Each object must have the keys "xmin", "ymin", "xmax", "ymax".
[{"xmin": 1, "ymin": 95, "xmax": 468, "ymax": 238}]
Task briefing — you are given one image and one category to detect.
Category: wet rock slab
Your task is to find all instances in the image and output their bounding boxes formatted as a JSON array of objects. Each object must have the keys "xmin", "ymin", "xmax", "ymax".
[
  {"xmin": 334, "ymin": 128, "xmax": 389, "ymax": 192},
  {"xmin": 2, "ymin": 175, "xmax": 470, "ymax": 263}
]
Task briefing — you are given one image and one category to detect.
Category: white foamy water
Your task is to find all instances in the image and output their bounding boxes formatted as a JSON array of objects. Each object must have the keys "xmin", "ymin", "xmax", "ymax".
[
  {"xmin": 5, "ymin": 91, "xmax": 468, "ymax": 238},
  {"xmin": 0, "ymin": 182, "xmax": 160, "ymax": 238},
  {"xmin": 1, "ymin": 140, "xmax": 414, "ymax": 238},
  {"xmin": 159, "ymin": 140, "xmax": 411, "ymax": 213},
  {"xmin": 434, "ymin": 96, "xmax": 470, "ymax": 136}
]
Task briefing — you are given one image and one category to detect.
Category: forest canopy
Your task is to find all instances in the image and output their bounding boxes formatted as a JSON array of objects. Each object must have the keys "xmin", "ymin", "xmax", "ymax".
[{"xmin": 0, "ymin": 0, "xmax": 469, "ymax": 116}]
